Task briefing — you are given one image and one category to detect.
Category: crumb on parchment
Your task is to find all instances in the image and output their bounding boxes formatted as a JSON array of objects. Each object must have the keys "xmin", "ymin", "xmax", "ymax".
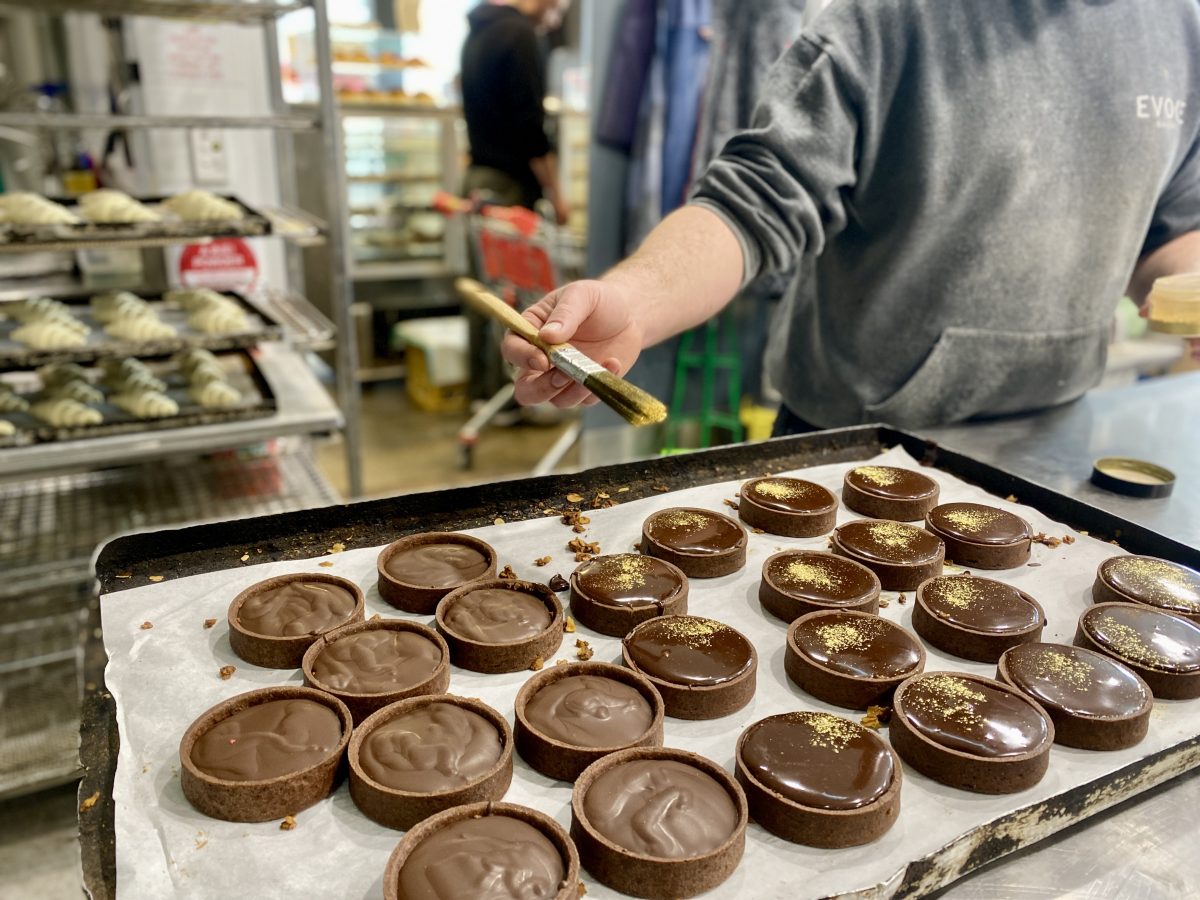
[
  {"xmin": 140, "ymin": 621, "xmax": 153, "ymax": 630},
  {"xmin": 203, "ymin": 618, "xmax": 217, "ymax": 629},
  {"xmin": 530, "ymin": 657, "xmax": 545, "ymax": 671},
  {"xmin": 219, "ymin": 665, "xmax": 236, "ymax": 680},
  {"xmin": 148, "ymin": 575, "xmax": 164, "ymax": 583},
  {"xmin": 535, "ymin": 556, "xmax": 551, "ymax": 567},
  {"xmin": 280, "ymin": 816, "xmax": 297, "ymax": 831},
  {"xmin": 565, "ymin": 617, "xmax": 577, "ymax": 633},
  {"xmin": 575, "ymin": 639, "xmax": 594, "ymax": 661},
  {"xmin": 79, "ymin": 792, "xmax": 100, "ymax": 812},
  {"xmin": 319, "ymin": 561, "xmax": 334, "ymax": 568},
  {"xmin": 499, "ymin": 565, "xmax": 518, "ymax": 579}
]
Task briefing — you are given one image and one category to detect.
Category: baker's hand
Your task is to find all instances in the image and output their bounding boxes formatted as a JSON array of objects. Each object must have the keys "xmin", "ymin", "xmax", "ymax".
[{"xmin": 501, "ymin": 279, "xmax": 644, "ymax": 408}]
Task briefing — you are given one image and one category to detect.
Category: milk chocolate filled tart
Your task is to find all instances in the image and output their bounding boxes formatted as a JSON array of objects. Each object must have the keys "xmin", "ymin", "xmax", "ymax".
[
  {"xmin": 569, "ymin": 553, "xmax": 688, "ymax": 637},
  {"xmin": 925, "ymin": 502, "xmax": 1033, "ymax": 569},
  {"xmin": 737, "ymin": 476, "xmax": 837, "ymax": 537},
  {"xmin": 571, "ymin": 747, "xmax": 748, "ymax": 900},
  {"xmin": 831, "ymin": 519, "xmax": 944, "ymax": 591},
  {"xmin": 842, "ymin": 465, "xmax": 940, "ymax": 521},
  {"xmin": 1074, "ymin": 603, "xmax": 1200, "ymax": 699},
  {"xmin": 621, "ymin": 615, "xmax": 756, "ymax": 719},
  {"xmin": 383, "ymin": 801, "xmax": 581, "ymax": 900},
  {"xmin": 735, "ymin": 711, "xmax": 902, "ymax": 847},
  {"xmin": 348, "ymin": 694, "xmax": 513, "ymax": 831},
  {"xmin": 890, "ymin": 672, "xmax": 1053, "ymax": 794},
  {"xmin": 785, "ymin": 610, "xmax": 925, "ymax": 709},
  {"xmin": 914, "ymin": 575, "xmax": 1045, "ymax": 663},
  {"xmin": 436, "ymin": 578, "xmax": 564, "ymax": 673},
  {"xmin": 301, "ymin": 618, "xmax": 449, "ymax": 724},
  {"xmin": 514, "ymin": 661, "xmax": 665, "ymax": 781},
  {"xmin": 640, "ymin": 507, "xmax": 747, "ymax": 578},
  {"xmin": 227, "ymin": 573, "xmax": 365, "ymax": 669},
  {"xmin": 1092, "ymin": 555, "xmax": 1200, "ymax": 623},
  {"xmin": 376, "ymin": 532, "xmax": 497, "ymax": 614},
  {"xmin": 759, "ymin": 549, "xmax": 881, "ymax": 623},
  {"xmin": 180, "ymin": 685, "xmax": 352, "ymax": 822},
  {"xmin": 997, "ymin": 643, "xmax": 1153, "ymax": 751}
]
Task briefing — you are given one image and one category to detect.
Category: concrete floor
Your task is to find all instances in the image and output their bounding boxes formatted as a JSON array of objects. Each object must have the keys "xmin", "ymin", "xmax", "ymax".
[{"xmin": 0, "ymin": 783, "xmax": 81, "ymax": 900}]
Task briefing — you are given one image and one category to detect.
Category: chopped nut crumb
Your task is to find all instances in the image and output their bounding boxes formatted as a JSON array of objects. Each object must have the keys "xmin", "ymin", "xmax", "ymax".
[
  {"xmin": 575, "ymin": 553, "xmax": 593, "ymax": 562},
  {"xmin": 596, "ymin": 491, "xmax": 610, "ymax": 500},
  {"xmin": 530, "ymin": 657, "xmax": 545, "ymax": 671},
  {"xmin": 1063, "ymin": 535, "xmax": 1076, "ymax": 545},
  {"xmin": 548, "ymin": 574, "xmax": 570, "ymax": 592},
  {"xmin": 565, "ymin": 616, "xmax": 577, "ymax": 633},
  {"xmin": 897, "ymin": 594, "xmax": 908, "ymax": 605},
  {"xmin": 79, "ymin": 792, "xmax": 100, "ymax": 813},
  {"xmin": 723, "ymin": 498, "xmax": 739, "ymax": 509},
  {"xmin": 370, "ymin": 613, "xmax": 382, "ymax": 621},
  {"xmin": 573, "ymin": 524, "xmax": 587, "ymax": 534},
  {"xmin": 568, "ymin": 537, "xmax": 601, "ymax": 555},
  {"xmin": 115, "ymin": 573, "xmax": 132, "ymax": 579},
  {"xmin": 219, "ymin": 665, "xmax": 236, "ymax": 680},
  {"xmin": 1033, "ymin": 533, "xmax": 1062, "ymax": 548},
  {"xmin": 566, "ymin": 492, "xmax": 584, "ymax": 503},
  {"xmin": 878, "ymin": 598, "xmax": 891, "ymax": 608},
  {"xmin": 1005, "ymin": 494, "xmax": 1018, "ymax": 502},
  {"xmin": 240, "ymin": 553, "xmax": 249, "ymax": 562},
  {"xmin": 318, "ymin": 561, "xmax": 334, "ymax": 568},
  {"xmin": 498, "ymin": 565, "xmax": 518, "ymax": 579},
  {"xmin": 578, "ymin": 883, "xmax": 587, "ymax": 897},
  {"xmin": 329, "ymin": 542, "xmax": 346, "ymax": 554},
  {"xmin": 139, "ymin": 621, "xmax": 153, "ymax": 630},
  {"xmin": 861, "ymin": 705, "xmax": 891, "ymax": 730},
  {"xmin": 617, "ymin": 486, "xmax": 631, "ymax": 493},
  {"xmin": 556, "ymin": 658, "xmax": 569, "ymax": 666},
  {"xmin": 651, "ymin": 484, "xmax": 669, "ymax": 493},
  {"xmin": 493, "ymin": 518, "xmax": 505, "ymax": 526},
  {"xmin": 203, "ymin": 618, "xmax": 217, "ymax": 629},
  {"xmin": 534, "ymin": 556, "xmax": 552, "ymax": 567},
  {"xmin": 752, "ymin": 527, "xmax": 765, "ymax": 534},
  {"xmin": 195, "ymin": 834, "xmax": 208, "ymax": 851},
  {"xmin": 280, "ymin": 816, "xmax": 297, "ymax": 831},
  {"xmin": 148, "ymin": 575, "xmax": 164, "ymax": 583},
  {"xmin": 575, "ymin": 639, "xmax": 594, "ymax": 661}
]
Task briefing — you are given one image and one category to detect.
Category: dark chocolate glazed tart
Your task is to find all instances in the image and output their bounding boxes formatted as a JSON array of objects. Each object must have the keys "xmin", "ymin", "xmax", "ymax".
[
  {"xmin": 889, "ymin": 672, "xmax": 1053, "ymax": 794},
  {"xmin": 180, "ymin": 686, "xmax": 352, "ymax": 822},
  {"xmin": 376, "ymin": 532, "xmax": 497, "ymax": 614},
  {"xmin": 569, "ymin": 553, "xmax": 688, "ymax": 637},
  {"xmin": 759, "ymin": 549, "xmax": 881, "ymax": 623},
  {"xmin": 925, "ymin": 502, "xmax": 1033, "ymax": 569},
  {"xmin": 842, "ymin": 465, "xmax": 940, "ymax": 521},
  {"xmin": 622, "ymin": 615, "xmax": 756, "ymax": 719},
  {"xmin": 1075, "ymin": 602, "xmax": 1200, "ymax": 699},
  {"xmin": 383, "ymin": 801, "xmax": 581, "ymax": 900},
  {"xmin": 571, "ymin": 747, "xmax": 748, "ymax": 900},
  {"xmin": 436, "ymin": 578, "xmax": 564, "ymax": 673},
  {"xmin": 735, "ymin": 711, "xmax": 902, "ymax": 847},
  {"xmin": 831, "ymin": 519, "xmax": 945, "ymax": 591},
  {"xmin": 1093, "ymin": 555, "xmax": 1200, "ymax": 623},
  {"xmin": 227, "ymin": 572, "xmax": 365, "ymax": 669},
  {"xmin": 914, "ymin": 575, "xmax": 1045, "ymax": 662},
  {"xmin": 737, "ymin": 476, "xmax": 837, "ymax": 537},
  {"xmin": 348, "ymin": 694, "xmax": 513, "ymax": 830},
  {"xmin": 785, "ymin": 610, "xmax": 925, "ymax": 709},
  {"xmin": 640, "ymin": 507, "xmax": 747, "ymax": 578},
  {"xmin": 997, "ymin": 643, "xmax": 1153, "ymax": 750}
]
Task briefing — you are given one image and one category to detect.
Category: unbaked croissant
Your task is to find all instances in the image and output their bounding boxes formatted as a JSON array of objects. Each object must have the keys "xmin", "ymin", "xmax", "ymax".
[
  {"xmin": 188, "ymin": 380, "xmax": 240, "ymax": 409},
  {"xmin": 188, "ymin": 303, "xmax": 248, "ymax": 335},
  {"xmin": 92, "ymin": 291, "xmax": 152, "ymax": 324},
  {"xmin": 112, "ymin": 390, "xmax": 179, "ymax": 419},
  {"xmin": 9, "ymin": 297, "xmax": 88, "ymax": 332},
  {"xmin": 102, "ymin": 358, "xmax": 167, "ymax": 394},
  {"xmin": 78, "ymin": 189, "xmax": 160, "ymax": 224},
  {"xmin": 0, "ymin": 192, "xmax": 80, "ymax": 225},
  {"xmin": 174, "ymin": 348, "xmax": 226, "ymax": 385},
  {"xmin": 165, "ymin": 287, "xmax": 228, "ymax": 312},
  {"xmin": 12, "ymin": 320, "xmax": 89, "ymax": 349},
  {"xmin": 0, "ymin": 418, "xmax": 14, "ymax": 437},
  {"xmin": 0, "ymin": 385, "xmax": 30, "ymax": 413},
  {"xmin": 31, "ymin": 398, "xmax": 103, "ymax": 427},
  {"xmin": 105, "ymin": 315, "xmax": 177, "ymax": 341},
  {"xmin": 46, "ymin": 379, "xmax": 104, "ymax": 405},
  {"xmin": 162, "ymin": 190, "xmax": 244, "ymax": 222},
  {"xmin": 38, "ymin": 362, "xmax": 91, "ymax": 388}
]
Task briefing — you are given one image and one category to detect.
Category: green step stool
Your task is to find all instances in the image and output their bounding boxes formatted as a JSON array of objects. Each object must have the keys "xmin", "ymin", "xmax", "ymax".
[{"xmin": 663, "ymin": 311, "xmax": 744, "ymax": 452}]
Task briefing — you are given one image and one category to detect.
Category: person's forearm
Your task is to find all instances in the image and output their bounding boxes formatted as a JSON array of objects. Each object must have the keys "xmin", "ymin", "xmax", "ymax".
[
  {"xmin": 529, "ymin": 153, "xmax": 562, "ymax": 203},
  {"xmin": 1128, "ymin": 230, "xmax": 1200, "ymax": 306},
  {"xmin": 600, "ymin": 205, "xmax": 745, "ymax": 347}
]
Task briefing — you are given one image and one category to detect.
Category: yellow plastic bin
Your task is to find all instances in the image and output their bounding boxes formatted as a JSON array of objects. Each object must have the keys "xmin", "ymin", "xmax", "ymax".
[{"xmin": 392, "ymin": 317, "xmax": 470, "ymax": 413}]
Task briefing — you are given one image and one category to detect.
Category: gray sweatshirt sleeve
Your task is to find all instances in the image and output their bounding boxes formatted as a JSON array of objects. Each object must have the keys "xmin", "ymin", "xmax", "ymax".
[{"xmin": 1142, "ymin": 136, "xmax": 1200, "ymax": 254}]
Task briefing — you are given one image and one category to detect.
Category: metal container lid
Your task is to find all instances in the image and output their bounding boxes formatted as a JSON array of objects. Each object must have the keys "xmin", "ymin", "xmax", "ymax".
[{"xmin": 1091, "ymin": 457, "xmax": 1176, "ymax": 498}]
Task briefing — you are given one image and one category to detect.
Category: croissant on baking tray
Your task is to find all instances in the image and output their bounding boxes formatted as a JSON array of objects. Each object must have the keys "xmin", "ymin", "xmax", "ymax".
[
  {"xmin": 38, "ymin": 362, "xmax": 91, "ymax": 387},
  {"xmin": 174, "ymin": 348, "xmax": 227, "ymax": 386},
  {"xmin": 46, "ymin": 378, "xmax": 104, "ymax": 406},
  {"xmin": 111, "ymin": 389, "xmax": 179, "ymax": 419},
  {"xmin": 102, "ymin": 357, "xmax": 168, "ymax": 394},
  {"xmin": 78, "ymin": 189, "xmax": 160, "ymax": 224},
  {"xmin": 31, "ymin": 397, "xmax": 103, "ymax": 427},
  {"xmin": 105, "ymin": 314, "xmax": 177, "ymax": 342},
  {"xmin": 7, "ymin": 297, "xmax": 90, "ymax": 333},
  {"xmin": 0, "ymin": 419, "xmax": 14, "ymax": 437},
  {"xmin": 162, "ymin": 190, "xmax": 244, "ymax": 222},
  {"xmin": 0, "ymin": 383, "xmax": 30, "ymax": 413},
  {"xmin": 0, "ymin": 192, "xmax": 80, "ymax": 225},
  {"xmin": 189, "ymin": 379, "xmax": 240, "ymax": 409},
  {"xmin": 12, "ymin": 320, "xmax": 89, "ymax": 350},
  {"xmin": 92, "ymin": 291, "xmax": 153, "ymax": 324}
]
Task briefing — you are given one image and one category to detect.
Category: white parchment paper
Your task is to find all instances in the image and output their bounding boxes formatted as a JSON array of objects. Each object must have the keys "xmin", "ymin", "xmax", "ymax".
[{"xmin": 100, "ymin": 447, "xmax": 1199, "ymax": 899}]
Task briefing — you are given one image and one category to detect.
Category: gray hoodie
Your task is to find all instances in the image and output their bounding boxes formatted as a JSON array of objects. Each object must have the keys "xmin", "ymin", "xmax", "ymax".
[{"xmin": 690, "ymin": 0, "xmax": 1200, "ymax": 428}]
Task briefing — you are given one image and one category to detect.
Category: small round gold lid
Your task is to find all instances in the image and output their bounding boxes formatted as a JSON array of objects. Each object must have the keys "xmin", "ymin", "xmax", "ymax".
[{"xmin": 1091, "ymin": 457, "xmax": 1176, "ymax": 498}]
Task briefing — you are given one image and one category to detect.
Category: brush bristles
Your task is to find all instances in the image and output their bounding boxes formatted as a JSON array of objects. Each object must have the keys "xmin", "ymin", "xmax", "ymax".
[{"xmin": 583, "ymin": 369, "xmax": 668, "ymax": 426}]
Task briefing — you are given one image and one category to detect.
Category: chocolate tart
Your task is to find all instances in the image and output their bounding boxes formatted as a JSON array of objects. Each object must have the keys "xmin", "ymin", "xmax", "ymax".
[
  {"xmin": 348, "ymin": 694, "xmax": 513, "ymax": 831},
  {"xmin": 842, "ymin": 465, "xmax": 940, "ymax": 521},
  {"xmin": 997, "ymin": 643, "xmax": 1153, "ymax": 750},
  {"xmin": 831, "ymin": 519, "xmax": 945, "ymax": 591},
  {"xmin": 737, "ymin": 476, "xmax": 837, "ymax": 537},
  {"xmin": 640, "ymin": 507, "xmax": 747, "ymax": 578},
  {"xmin": 376, "ymin": 532, "xmax": 497, "ymax": 614},
  {"xmin": 785, "ymin": 610, "xmax": 925, "ymax": 709},
  {"xmin": 759, "ymin": 549, "xmax": 881, "ymax": 623},
  {"xmin": 914, "ymin": 575, "xmax": 1045, "ymax": 663},
  {"xmin": 301, "ymin": 618, "xmax": 449, "ymax": 724},
  {"xmin": 890, "ymin": 672, "xmax": 1053, "ymax": 794},
  {"xmin": 735, "ymin": 711, "xmax": 901, "ymax": 847},
  {"xmin": 925, "ymin": 502, "xmax": 1033, "ymax": 569},
  {"xmin": 621, "ymin": 615, "xmax": 756, "ymax": 719},
  {"xmin": 571, "ymin": 747, "xmax": 747, "ymax": 899},
  {"xmin": 383, "ymin": 801, "xmax": 580, "ymax": 900},
  {"xmin": 1074, "ymin": 603, "xmax": 1200, "ymax": 699},
  {"xmin": 1093, "ymin": 555, "xmax": 1200, "ymax": 623},
  {"xmin": 514, "ymin": 661, "xmax": 665, "ymax": 781},
  {"xmin": 227, "ymin": 573, "xmax": 365, "ymax": 669},
  {"xmin": 569, "ymin": 553, "xmax": 688, "ymax": 637},
  {"xmin": 435, "ymin": 578, "xmax": 564, "ymax": 673},
  {"xmin": 179, "ymin": 685, "xmax": 352, "ymax": 822}
]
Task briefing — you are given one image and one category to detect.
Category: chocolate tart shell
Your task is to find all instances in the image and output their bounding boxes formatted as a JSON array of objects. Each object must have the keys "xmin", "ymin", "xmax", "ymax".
[
  {"xmin": 759, "ymin": 550, "xmax": 881, "ymax": 623},
  {"xmin": 569, "ymin": 557, "xmax": 689, "ymax": 637},
  {"xmin": 383, "ymin": 801, "xmax": 581, "ymax": 900},
  {"xmin": 514, "ymin": 661, "xmax": 665, "ymax": 782},
  {"xmin": 1074, "ymin": 602, "xmax": 1200, "ymax": 700},
  {"xmin": 435, "ymin": 578, "xmax": 564, "ymax": 674},
  {"xmin": 227, "ymin": 573, "xmax": 365, "ymax": 669},
  {"xmin": 842, "ymin": 471, "xmax": 939, "ymax": 522},
  {"xmin": 570, "ymin": 747, "xmax": 748, "ymax": 900},
  {"xmin": 925, "ymin": 515, "xmax": 1031, "ymax": 570},
  {"xmin": 376, "ymin": 531, "xmax": 497, "ymax": 614},
  {"xmin": 913, "ymin": 578, "xmax": 1045, "ymax": 663},
  {"xmin": 1091, "ymin": 558, "xmax": 1200, "ymax": 623},
  {"xmin": 301, "ymin": 618, "xmax": 450, "ymax": 725},
  {"xmin": 179, "ymin": 686, "xmax": 352, "ymax": 822},
  {"xmin": 889, "ymin": 673, "xmax": 1053, "ymax": 794},
  {"xmin": 734, "ymin": 715, "xmax": 902, "ymax": 847},
  {"xmin": 737, "ymin": 477, "xmax": 837, "ymax": 537},
  {"xmin": 831, "ymin": 522, "xmax": 945, "ymax": 591},
  {"xmin": 640, "ymin": 507, "xmax": 747, "ymax": 578},
  {"xmin": 785, "ymin": 610, "xmax": 925, "ymax": 709},
  {"xmin": 348, "ymin": 694, "xmax": 514, "ymax": 831},
  {"xmin": 621, "ymin": 617, "xmax": 758, "ymax": 720}
]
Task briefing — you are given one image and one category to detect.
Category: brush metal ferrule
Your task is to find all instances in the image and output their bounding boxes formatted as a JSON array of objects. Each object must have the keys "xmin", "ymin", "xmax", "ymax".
[{"xmin": 547, "ymin": 345, "xmax": 606, "ymax": 384}]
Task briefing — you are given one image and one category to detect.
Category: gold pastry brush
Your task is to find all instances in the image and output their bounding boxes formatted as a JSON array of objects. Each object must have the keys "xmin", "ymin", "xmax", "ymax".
[{"xmin": 455, "ymin": 277, "xmax": 667, "ymax": 427}]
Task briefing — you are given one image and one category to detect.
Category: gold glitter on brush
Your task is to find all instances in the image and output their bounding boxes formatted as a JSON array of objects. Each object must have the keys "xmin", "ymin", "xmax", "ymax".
[
  {"xmin": 780, "ymin": 560, "xmax": 841, "ymax": 590},
  {"xmin": 867, "ymin": 521, "xmax": 918, "ymax": 550},
  {"xmin": 1094, "ymin": 615, "xmax": 1171, "ymax": 668},
  {"xmin": 1031, "ymin": 649, "xmax": 1092, "ymax": 690},
  {"xmin": 801, "ymin": 712, "xmax": 860, "ymax": 753},
  {"xmin": 941, "ymin": 507, "xmax": 1002, "ymax": 533},
  {"xmin": 815, "ymin": 617, "xmax": 885, "ymax": 653},
  {"xmin": 930, "ymin": 577, "xmax": 980, "ymax": 610},
  {"xmin": 853, "ymin": 466, "xmax": 901, "ymax": 487},
  {"xmin": 1110, "ymin": 558, "xmax": 1200, "ymax": 610},
  {"xmin": 909, "ymin": 674, "xmax": 985, "ymax": 725}
]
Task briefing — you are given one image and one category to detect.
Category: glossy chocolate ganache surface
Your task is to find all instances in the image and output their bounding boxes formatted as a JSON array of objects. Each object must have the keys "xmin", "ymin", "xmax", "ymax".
[
  {"xmin": 766, "ymin": 552, "xmax": 878, "ymax": 605},
  {"xmin": 359, "ymin": 702, "xmax": 502, "ymax": 792},
  {"xmin": 927, "ymin": 503, "xmax": 1032, "ymax": 545},
  {"xmin": 1003, "ymin": 643, "xmax": 1150, "ymax": 719},
  {"xmin": 398, "ymin": 815, "xmax": 564, "ymax": 900},
  {"xmin": 743, "ymin": 477, "xmax": 836, "ymax": 513},
  {"xmin": 624, "ymin": 616, "xmax": 753, "ymax": 686},
  {"xmin": 237, "ymin": 581, "xmax": 356, "ymax": 637},
  {"xmin": 845, "ymin": 465, "xmax": 938, "ymax": 500},
  {"xmin": 644, "ymin": 508, "xmax": 744, "ymax": 554},
  {"xmin": 443, "ymin": 588, "xmax": 552, "ymax": 643},
  {"xmin": 791, "ymin": 613, "xmax": 922, "ymax": 678},
  {"xmin": 836, "ymin": 520, "xmax": 943, "ymax": 565},
  {"xmin": 583, "ymin": 759, "xmax": 738, "ymax": 858},
  {"xmin": 384, "ymin": 543, "xmax": 491, "ymax": 588},
  {"xmin": 1081, "ymin": 605, "xmax": 1200, "ymax": 672},
  {"xmin": 740, "ymin": 712, "xmax": 895, "ymax": 810},
  {"xmin": 573, "ymin": 554, "xmax": 683, "ymax": 609},
  {"xmin": 524, "ymin": 675, "xmax": 653, "ymax": 748},
  {"xmin": 921, "ymin": 576, "xmax": 1042, "ymax": 633},
  {"xmin": 311, "ymin": 629, "xmax": 442, "ymax": 693},
  {"xmin": 1099, "ymin": 556, "xmax": 1200, "ymax": 616},
  {"xmin": 899, "ymin": 674, "xmax": 1050, "ymax": 758},
  {"xmin": 191, "ymin": 698, "xmax": 342, "ymax": 781}
]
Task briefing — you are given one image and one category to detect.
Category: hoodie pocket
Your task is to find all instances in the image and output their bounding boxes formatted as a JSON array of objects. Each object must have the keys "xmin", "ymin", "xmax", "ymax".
[{"xmin": 864, "ymin": 323, "xmax": 1108, "ymax": 428}]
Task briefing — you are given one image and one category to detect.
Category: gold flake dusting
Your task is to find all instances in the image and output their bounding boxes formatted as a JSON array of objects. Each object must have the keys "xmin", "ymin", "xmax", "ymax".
[
  {"xmin": 941, "ymin": 507, "xmax": 1002, "ymax": 533},
  {"xmin": 803, "ymin": 712, "xmax": 861, "ymax": 753},
  {"xmin": 652, "ymin": 510, "xmax": 717, "ymax": 531},
  {"xmin": 867, "ymin": 521, "xmax": 919, "ymax": 549},
  {"xmin": 852, "ymin": 466, "xmax": 901, "ymax": 487},
  {"xmin": 1094, "ymin": 615, "xmax": 1171, "ymax": 667},
  {"xmin": 590, "ymin": 554, "xmax": 657, "ymax": 592},
  {"xmin": 1109, "ymin": 558, "xmax": 1200, "ymax": 610},
  {"xmin": 814, "ymin": 617, "xmax": 886, "ymax": 653},
  {"xmin": 779, "ymin": 559, "xmax": 842, "ymax": 591},
  {"xmin": 753, "ymin": 478, "xmax": 818, "ymax": 501},
  {"xmin": 909, "ymin": 674, "xmax": 986, "ymax": 725},
  {"xmin": 1031, "ymin": 649, "xmax": 1092, "ymax": 690},
  {"xmin": 649, "ymin": 616, "xmax": 731, "ymax": 651},
  {"xmin": 930, "ymin": 577, "xmax": 980, "ymax": 610}
]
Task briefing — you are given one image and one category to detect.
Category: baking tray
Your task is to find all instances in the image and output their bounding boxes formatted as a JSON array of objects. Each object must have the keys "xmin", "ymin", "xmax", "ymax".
[
  {"xmin": 80, "ymin": 426, "xmax": 1200, "ymax": 899},
  {"xmin": 0, "ymin": 290, "xmax": 284, "ymax": 369}
]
